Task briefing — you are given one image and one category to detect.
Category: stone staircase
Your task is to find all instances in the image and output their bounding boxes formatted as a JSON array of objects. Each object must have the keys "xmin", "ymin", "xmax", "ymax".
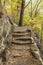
[
  {"xmin": 0, "ymin": 6, "xmax": 43, "ymax": 65},
  {"xmin": 12, "ymin": 26, "xmax": 32, "ymax": 44},
  {"xmin": 5, "ymin": 26, "xmax": 43, "ymax": 65},
  {"xmin": 0, "ymin": 11, "xmax": 43, "ymax": 65}
]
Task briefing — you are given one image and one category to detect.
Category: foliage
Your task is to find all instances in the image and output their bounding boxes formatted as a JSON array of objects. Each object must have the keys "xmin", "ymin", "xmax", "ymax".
[{"xmin": 1, "ymin": 0, "xmax": 43, "ymax": 37}]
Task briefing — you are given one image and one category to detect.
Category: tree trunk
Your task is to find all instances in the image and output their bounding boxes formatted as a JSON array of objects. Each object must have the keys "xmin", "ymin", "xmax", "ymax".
[
  {"xmin": 19, "ymin": 0, "xmax": 25, "ymax": 26},
  {"xmin": 4, "ymin": 0, "xmax": 6, "ymax": 6},
  {"xmin": 30, "ymin": 0, "xmax": 32, "ymax": 19},
  {"xmin": 0, "ymin": 0, "xmax": 2, "ymax": 10},
  {"xmin": 0, "ymin": 0, "xmax": 1, "ymax": 5},
  {"xmin": 0, "ymin": 0, "xmax": 3, "ymax": 18}
]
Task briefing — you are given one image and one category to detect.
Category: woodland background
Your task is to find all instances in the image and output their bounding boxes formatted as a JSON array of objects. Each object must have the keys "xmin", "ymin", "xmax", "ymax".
[{"xmin": 1, "ymin": 0, "xmax": 43, "ymax": 41}]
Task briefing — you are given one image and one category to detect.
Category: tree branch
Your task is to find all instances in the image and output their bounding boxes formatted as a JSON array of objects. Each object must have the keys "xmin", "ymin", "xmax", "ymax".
[
  {"xmin": 32, "ymin": 0, "xmax": 39, "ymax": 12},
  {"xmin": 24, "ymin": 0, "xmax": 30, "ymax": 9},
  {"xmin": 34, "ymin": 0, "xmax": 41, "ymax": 17},
  {"xmin": 33, "ymin": 0, "xmax": 42, "ymax": 12}
]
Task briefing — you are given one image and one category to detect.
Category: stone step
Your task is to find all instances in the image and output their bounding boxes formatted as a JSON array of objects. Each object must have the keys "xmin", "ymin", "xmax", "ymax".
[
  {"xmin": 12, "ymin": 26, "xmax": 31, "ymax": 33},
  {"xmin": 13, "ymin": 36, "xmax": 31, "ymax": 41},
  {"xmin": 12, "ymin": 32, "xmax": 31, "ymax": 37},
  {"xmin": 12, "ymin": 40, "xmax": 32, "ymax": 44},
  {"xmin": 9, "ymin": 44, "xmax": 30, "ymax": 50}
]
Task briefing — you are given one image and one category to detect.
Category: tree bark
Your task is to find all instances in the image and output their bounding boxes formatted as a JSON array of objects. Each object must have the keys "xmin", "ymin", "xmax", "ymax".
[
  {"xmin": 19, "ymin": 0, "xmax": 25, "ymax": 26},
  {"xmin": 0, "ymin": 0, "xmax": 1, "ymax": 5},
  {"xmin": 0, "ymin": 0, "xmax": 2, "ymax": 10},
  {"xmin": 4, "ymin": 0, "xmax": 6, "ymax": 6},
  {"xmin": 0, "ymin": 0, "xmax": 3, "ymax": 18}
]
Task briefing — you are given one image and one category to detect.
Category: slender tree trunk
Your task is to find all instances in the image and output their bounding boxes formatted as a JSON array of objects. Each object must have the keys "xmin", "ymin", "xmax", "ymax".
[
  {"xmin": 0, "ymin": 0, "xmax": 3, "ymax": 18},
  {"xmin": 41, "ymin": 21, "xmax": 43, "ymax": 45},
  {"xmin": 34, "ymin": 0, "xmax": 41, "ymax": 17},
  {"xmin": 4, "ymin": 0, "xmax": 6, "ymax": 6},
  {"xmin": 30, "ymin": 0, "xmax": 32, "ymax": 19},
  {"xmin": 0, "ymin": 0, "xmax": 1, "ymax": 5},
  {"xmin": 11, "ymin": 0, "xmax": 12, "ymax": 15},
  {"xmin": 19, "ymin": 0, "xmax": 25, "ymax": 26},
  {"xmin": 0, "ymin": 0, "xmax": 2, "ymax": 9}
]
